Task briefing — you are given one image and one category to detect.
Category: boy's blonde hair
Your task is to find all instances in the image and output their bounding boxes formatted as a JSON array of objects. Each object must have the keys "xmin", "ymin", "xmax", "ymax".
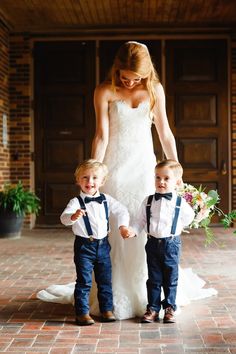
[
  {"xmin": 155, "ymin": 159, "xmax": 183, "ymax": 179},
  {"xmin": 74, "ymin": 159, "xmax": 108, "ymax": 182}
]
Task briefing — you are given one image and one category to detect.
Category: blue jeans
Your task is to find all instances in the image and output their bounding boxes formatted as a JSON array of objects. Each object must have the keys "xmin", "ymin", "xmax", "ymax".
[
  {"xmin": 74, "ymin": 236, "xmax": 113, "ymax": 316},
  {"xmin": 145, "ymin": 235, "xmax": 181, "ymax": 312}
]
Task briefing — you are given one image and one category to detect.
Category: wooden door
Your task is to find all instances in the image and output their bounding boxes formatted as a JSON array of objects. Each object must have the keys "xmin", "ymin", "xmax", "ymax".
[
  {"xmin": 34, "ymin": 41, "xmax": 96, "ymax": 225},
  {"xmin": 166, "ymin": 39, "xmax": 229, "ymax": 214},
  {"xmin": 99, "ymin": 40, "xmax": 163, "ymax": 160}
]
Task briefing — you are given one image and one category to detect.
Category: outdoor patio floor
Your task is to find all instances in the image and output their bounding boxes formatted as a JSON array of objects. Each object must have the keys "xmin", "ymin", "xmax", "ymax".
[{"xmin": 0, "ymin": 227, "xmax": 236, "ymax": 354}]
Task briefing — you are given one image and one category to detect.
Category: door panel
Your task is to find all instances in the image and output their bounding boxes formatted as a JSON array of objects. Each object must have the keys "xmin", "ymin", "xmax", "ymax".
[
  {"xmin": 34, "ymin": 41, "xmax": 96, "ymax": 225},
  {"xmin": 176, "ymin": 95, "xmax": 217, "ymax": 126},
  {"xmin": 166, "ymin": 40, "xmax": 228, "ymax": 215}
]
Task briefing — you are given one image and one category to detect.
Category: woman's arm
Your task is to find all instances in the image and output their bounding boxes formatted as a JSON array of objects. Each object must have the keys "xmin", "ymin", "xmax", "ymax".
[
  {"xmin": 91, "ymin": 84, "xmax": 110, "ymax": 162},
  {"xmin": 153, "ymin": 83, "xmax": 178, "ymax": 161}
]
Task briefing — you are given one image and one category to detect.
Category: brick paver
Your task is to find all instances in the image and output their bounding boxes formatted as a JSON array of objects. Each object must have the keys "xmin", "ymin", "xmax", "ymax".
[{"xmin": 0, "ymin": 227, "xmax": 236, "ymax": 353}]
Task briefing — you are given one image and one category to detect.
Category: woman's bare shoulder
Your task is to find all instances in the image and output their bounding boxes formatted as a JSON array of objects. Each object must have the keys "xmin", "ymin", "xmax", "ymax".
[{"xmin": 94, "ymin": 81, "xmax": 113, "ymax": 99}]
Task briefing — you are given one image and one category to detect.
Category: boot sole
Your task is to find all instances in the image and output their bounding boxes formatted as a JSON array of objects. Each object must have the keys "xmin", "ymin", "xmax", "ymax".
[
  {"xmin": 141, "ymin": 318, "xmax": 160, "ymax": 323},
  {"xmin": 163, "ymin": 318, "xmax": 175, "ymax": 323},
  {"xmin": 76, "ymin": 320, "xmax": 95, "ymax": 326},
  {"xmin": 101, "ymin": 318, "xmax": 116, "ymax": 322}
]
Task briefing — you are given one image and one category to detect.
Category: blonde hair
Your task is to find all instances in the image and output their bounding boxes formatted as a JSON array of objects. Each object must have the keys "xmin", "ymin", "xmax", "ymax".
[
  {"xmin": 155, "ymin": 159, "xmax": 183, "ymax": 179},
  {"xmin": 110, "ymin": 41, "xmax": 160, "ymax": 111},
  {"xmin": 74, "ymin": 159, "xmax": 108, "ymax": 182}
]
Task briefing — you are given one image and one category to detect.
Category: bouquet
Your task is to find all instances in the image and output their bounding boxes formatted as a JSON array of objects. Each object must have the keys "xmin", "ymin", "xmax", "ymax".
[{"xmin": 178, "ymin": 183, "xmax": 236, "ymax": 245}]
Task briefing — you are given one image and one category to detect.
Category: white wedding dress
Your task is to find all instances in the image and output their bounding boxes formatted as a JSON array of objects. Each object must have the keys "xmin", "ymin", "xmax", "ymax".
[{"xmin": 37, "ymin": 100, "xmax": 217, "ymax": 319}]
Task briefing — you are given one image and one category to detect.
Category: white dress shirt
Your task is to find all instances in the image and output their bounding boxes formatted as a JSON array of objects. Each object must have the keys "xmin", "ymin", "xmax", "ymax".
[
  {"xmin": 60, "ymin": 191, "xmax": 129, "ymax": 239},
  {"xmin": 132, "ymin": 191, "xmax": 195, "ymax": 238}
]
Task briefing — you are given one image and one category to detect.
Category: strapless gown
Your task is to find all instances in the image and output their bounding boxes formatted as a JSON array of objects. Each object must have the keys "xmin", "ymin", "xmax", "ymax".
[{"xmin": 37, "ymin": 100, "xmax": 217, "ymax": 319}]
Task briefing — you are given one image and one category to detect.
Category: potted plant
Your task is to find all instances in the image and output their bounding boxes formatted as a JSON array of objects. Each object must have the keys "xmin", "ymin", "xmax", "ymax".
[{"xmin": 0, "ymin": 181, "xmax": 40, "ymax": 238}]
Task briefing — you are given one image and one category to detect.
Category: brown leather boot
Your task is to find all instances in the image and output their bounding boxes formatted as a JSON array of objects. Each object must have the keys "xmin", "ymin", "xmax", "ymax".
[
  {"xmin": 75, "ymin": 314, "xmax": 95, "ymax": 326},
  {"xmin": 141, "ymin": 308, "xmax": 160, "ymax": 323},
  {"xmin": 101, "ymin": 311, "xmax": 116, "ymax": 322},
  {"xmin": 163, "ymin": 307, "xmax": 175, "ymax": 323}
]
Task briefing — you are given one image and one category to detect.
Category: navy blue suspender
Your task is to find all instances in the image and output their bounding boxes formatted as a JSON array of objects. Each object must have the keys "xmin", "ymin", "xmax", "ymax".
[
  {"xmin": 170, "ymin": 196, "xmax": 182, "ymax": 236},
  {"xmin": 146, "ymin": 195, "xmax": 154, "ymax": 235},
  {"xmin": 146, "ymin": 195, "xmax": 182, "ymax": 236},
  {"xmin": 77, "ymin": 194, "xmax": 109, "ymax": 237}
]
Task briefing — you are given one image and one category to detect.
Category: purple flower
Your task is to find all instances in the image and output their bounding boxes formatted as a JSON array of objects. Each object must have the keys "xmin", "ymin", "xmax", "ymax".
[{"xmin": 184, "ymin": 192, "xmax": 193, "ymax": 203}]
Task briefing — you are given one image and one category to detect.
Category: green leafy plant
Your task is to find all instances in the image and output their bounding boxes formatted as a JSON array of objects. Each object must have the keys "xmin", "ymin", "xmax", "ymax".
[
  {"xmin": 0, "ymin": 181, "xmax": 40, "ymax": 217},
  {"xmin": 220, "ymin": 210, "xmax": 236, "ymax": 232}
]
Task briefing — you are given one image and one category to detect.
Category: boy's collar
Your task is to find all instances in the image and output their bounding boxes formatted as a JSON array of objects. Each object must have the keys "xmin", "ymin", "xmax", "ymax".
[{"xmin": 80, "ymin": 191, "xmax": 100, "ymax": 198}]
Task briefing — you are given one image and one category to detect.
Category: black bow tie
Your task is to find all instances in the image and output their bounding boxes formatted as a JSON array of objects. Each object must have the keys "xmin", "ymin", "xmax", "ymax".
[
  {"xmin": 84, "ymin": 195, "xmax": 104, "ymax": 204},
  {"xmin": 155, "ymin": 192, "xmax": 172, "ymax": 201}
]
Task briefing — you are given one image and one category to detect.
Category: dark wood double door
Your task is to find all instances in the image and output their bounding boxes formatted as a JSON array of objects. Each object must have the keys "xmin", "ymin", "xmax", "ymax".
[{"xmin": 34, "ymin": 39, "xmax": 229, "ymax": 225}]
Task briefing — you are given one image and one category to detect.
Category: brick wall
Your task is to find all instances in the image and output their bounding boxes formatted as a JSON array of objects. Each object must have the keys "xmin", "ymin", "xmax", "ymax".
[
  {"xmin": 232, "ymin": 36, "xmax": 236, "ymax": 210},
  {"xmin": 0, "ymin": 20, "xmax": 10, "ymax": 186},
  {"xmin": 0, "ymin": 29, "xmax": 32, "ymax": 192},
  {"xmin": 8, "ymin": 34, "xmax": 32, "ymax": 225},
  {"xmin": 9, "ymin": 35, "xmax": 31, "ymax": 189}
]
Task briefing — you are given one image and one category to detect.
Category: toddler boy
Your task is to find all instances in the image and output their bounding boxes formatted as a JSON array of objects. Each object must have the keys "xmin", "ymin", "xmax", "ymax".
[
  {"xmin": 122, "ymin": 159, "xmax": 194, "ymax": 323},
  {"xmin": 60, "ymin": 159, "xmax": 130, "ymax": 325}
]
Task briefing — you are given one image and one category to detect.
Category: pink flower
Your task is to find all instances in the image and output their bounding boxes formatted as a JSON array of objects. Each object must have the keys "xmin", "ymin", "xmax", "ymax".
[{"xmin": 183, "ymin": 192, "xmax": 193, "ymax": 204}]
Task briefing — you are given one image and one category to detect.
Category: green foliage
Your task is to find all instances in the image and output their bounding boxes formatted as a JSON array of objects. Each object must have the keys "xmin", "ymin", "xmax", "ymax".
[
  {"xmin": 220, "ymin": 210, "xmax": 236, "ymax": 234},
  {"xmin": 204, "ymin": 225, "xmax": 215, "ymax": 247},
  {"xmin": 0, "ymin": 181, "xmax": 41, "ymax": 217},
  {"xmin": 199, "ymin": 217, "xmax": 214, "ymax": 246},
  {"xmin": 206, "ymin": 190, "xmax": 220, "ymax": 208},
  {"xmin": 195, "ymin": 186, "xmax": 236, "ymax": 244}
]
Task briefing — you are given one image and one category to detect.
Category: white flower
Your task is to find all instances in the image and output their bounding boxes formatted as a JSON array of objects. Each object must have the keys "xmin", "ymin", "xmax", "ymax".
[{"xmin": 177, "ymin": 183, "xmax": 220, "ymax": 243}]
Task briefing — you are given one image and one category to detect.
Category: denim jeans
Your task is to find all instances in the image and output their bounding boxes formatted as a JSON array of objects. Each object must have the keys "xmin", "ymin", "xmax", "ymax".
[
  {"xmin": 74, "ymin": 236, "xmax": 113, "ymax": 315},
  {"xmin": 145, "ymin": 235, "xmax": 181, "ymax": 312}
]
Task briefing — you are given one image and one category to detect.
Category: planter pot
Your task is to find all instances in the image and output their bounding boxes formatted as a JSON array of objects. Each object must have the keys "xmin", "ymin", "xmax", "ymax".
[{"xmin": 0, "ymin": 209, "xmax": 24, "ymax": 239}]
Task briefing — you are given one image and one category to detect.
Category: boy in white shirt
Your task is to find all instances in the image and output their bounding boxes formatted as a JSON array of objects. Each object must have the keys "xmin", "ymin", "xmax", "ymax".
[
  {"xmin": 60, "ymin": 159, "xmax": 130, "ymax": 326},
  {"xmin": 122, "ymin": 159, "xmax": 194, "ymax": 324}
]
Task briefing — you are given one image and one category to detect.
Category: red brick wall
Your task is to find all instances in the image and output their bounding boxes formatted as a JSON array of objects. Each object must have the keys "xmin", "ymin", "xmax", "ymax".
[
  {"xmin": 232, "ymin": 38, "xmax": 236, "ymax": 210},
  {"xmin": 9, "ymin": 35, "xmax": 31, "ymax": 189},
  {"xmin": 0, "ymin": 29, "xmax": 32, "ymax": 193},
  {"xmin": 8, "ymin": 34, "xmax": 32, "ymax": 225},
  {"xmin": 0, "ymin": 21, "xmax": 10, "ymax": 186}
]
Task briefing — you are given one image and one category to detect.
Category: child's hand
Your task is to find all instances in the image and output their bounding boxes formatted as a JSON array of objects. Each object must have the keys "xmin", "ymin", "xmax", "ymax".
[
  {"xmin": 71, "ymin": 209, "xmax": 86, "ymax": 221},
  {"xmin": 119, "ymin": 226, "xmax": 136, "ymax": 239}
]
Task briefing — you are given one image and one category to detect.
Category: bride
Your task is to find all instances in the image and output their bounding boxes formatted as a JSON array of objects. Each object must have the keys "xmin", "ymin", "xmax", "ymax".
[{"xmin": 37, "ymin": 41, "xmax": 217, "ymax": 319}]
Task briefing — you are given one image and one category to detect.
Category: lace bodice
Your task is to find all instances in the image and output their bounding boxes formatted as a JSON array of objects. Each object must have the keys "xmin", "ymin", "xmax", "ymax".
[{"xmin": 103, "ymin": 100, "xmax": 156, "ymax": 222}]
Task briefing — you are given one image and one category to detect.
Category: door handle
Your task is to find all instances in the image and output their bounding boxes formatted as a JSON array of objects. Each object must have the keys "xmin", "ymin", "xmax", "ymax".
[
  {"xmin": 221, "ymin": 160, "xmax": 227, "ymax": 175},
  {"xmin": 59, "ymin": 130, "xmax": 72, "ymax": 135}
]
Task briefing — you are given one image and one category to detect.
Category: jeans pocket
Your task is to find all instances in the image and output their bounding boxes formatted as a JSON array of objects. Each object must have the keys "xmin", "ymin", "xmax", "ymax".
[{"xmin": 168, "ymin": 236, "xmax": 181, "ymax": 257}]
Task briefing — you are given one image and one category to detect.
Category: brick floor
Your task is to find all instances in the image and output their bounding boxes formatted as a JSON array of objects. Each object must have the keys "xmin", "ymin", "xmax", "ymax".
[{"xmin": 0, "ymin": 227, "xmax": 236, "ymax": 353}]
